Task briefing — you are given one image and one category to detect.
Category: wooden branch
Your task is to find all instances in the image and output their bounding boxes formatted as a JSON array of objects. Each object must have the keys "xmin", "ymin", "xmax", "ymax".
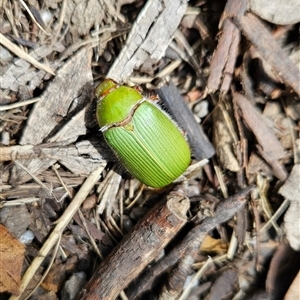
[
  {"xmin": 77, "ymin": 194, "xmax": 190, "ymax": 300},
  {"xmin": 126, "ymin": 186, "xmax": 254, "ymax": 299}
]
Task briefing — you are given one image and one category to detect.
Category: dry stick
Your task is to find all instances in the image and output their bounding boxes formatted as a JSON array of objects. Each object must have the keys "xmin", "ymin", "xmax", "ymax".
[
  {"xmin": 158, "ymin": 187, "xmax": 252, "ymax": 300},
  {"xmin": 9, "ymin": 163, "xmax": 106, "ymax": 300},
  {"xmin": 127, "ymin": 186, "xmax": 254, "ymax": 300},
  {"xmin": 50, "ymin": 0, "xmax": 68, "ymax": 47},
  {"xmin": 77, "ymin": 194, "xmax": 190, "ymax": 300},
  {"xmin": 0, "ymin": 33, "xmax": 55, "ymax": 75}
]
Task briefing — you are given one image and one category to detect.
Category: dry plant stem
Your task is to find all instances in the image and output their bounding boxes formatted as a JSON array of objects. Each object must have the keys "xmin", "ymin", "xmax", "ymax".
[
  {"xmin": 126, "ymin": 186, "xmax": 253, "ymax": 300},
  {"xmin": 177, "ymin": 257, "xmax": 213, "ymax": 300},
  {"xmin": 14, "ymin": 161, "xmax": 50, "ymax": 193},
  {"xmin": 0, "ymin": 33, "xmax": 55, "ymax": 75},
  {"xmin": 259, "ymin": 198, "xmax": 290, "ymax": 234},
  {"xmin": 0, "ymin": 142, "xmax": 63, "ymax": 162},
  {"xmin": 24, "ymin": 235, "xmax": 62, "ymax": 300},
  {"xmin": 227, "ymin": 232, "xmax": 239, "ymax": 260},
  {"xmin": 50, "ymin": 0, "xmax": 68, "ymax": 47},
  {"xmin": 0, "ymin": 97, "xmax": 41, "ymax": 111},
  {"xmin": 51, "ymin": 165, "xmax": 72, "ymax": 198},
  {"xmin": 9, "ymin": 164, "xmax": 106, "ymax": 300},
  {"xmin": 159, "ymin": 254, "xmax": 196, "ymax": 300},
  {"xmin": 213, "ymin": 158, "xmax": 228, "ymax": 198},
  {"xmin": 78, "ymin": 209, "xmax": 103, "ymax": 260},
  {"xmin": 19, "ymin": 0, "xmax": 48, "ymax": 34},
  {"xmin": 0, "ymin": 197, "xmax": 40, "ymax": 207},
  {"xmin": 157, "ymin": 189, "xmax": 248, "ymax": 299},
  {"xmin": 77, "ymin": 195, "xmax": 190, "ymax": 300}
]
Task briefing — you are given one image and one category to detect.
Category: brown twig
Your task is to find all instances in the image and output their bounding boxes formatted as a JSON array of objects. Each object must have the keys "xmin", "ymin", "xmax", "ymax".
[{"xmin": 77, "ymin": 194, "xmax": 190, "ymax": 300}]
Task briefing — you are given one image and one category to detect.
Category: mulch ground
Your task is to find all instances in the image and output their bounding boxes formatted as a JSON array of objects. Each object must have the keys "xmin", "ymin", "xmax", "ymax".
[{"xmin": 0, "ymin": 0, "xmax": 299, "ymax": 299}]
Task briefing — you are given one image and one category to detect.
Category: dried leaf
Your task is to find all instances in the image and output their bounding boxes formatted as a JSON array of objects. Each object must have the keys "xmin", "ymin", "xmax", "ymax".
[
  {"xmin": 0, "ymin": 224, "xmax": 26, "ymax": 295},
  {"xmin": 200, "ymin": 235, "xmax": 228, "ymax": 254}
]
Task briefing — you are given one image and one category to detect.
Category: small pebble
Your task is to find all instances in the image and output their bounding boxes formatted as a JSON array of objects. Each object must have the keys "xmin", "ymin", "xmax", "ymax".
[
  {"xmin": 194, "ymin": 100, "xmax": 209, "ymax": 119},
  {"xmin": 19, "ymin": 230, "xmax": 35, "ymax": 245},
  {"xmin": 40, "ymin": 10, "xmax": 52, "ymax": 25},
  {"xmin": 61, "ymin": 272, "xmax": 87, "ymax": 300}
]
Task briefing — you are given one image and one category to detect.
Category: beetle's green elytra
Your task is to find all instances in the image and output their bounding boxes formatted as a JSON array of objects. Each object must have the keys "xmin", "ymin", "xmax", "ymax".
[{"xmin": 95, "ymin": 79, "xmax": 191, "ymax": 188}]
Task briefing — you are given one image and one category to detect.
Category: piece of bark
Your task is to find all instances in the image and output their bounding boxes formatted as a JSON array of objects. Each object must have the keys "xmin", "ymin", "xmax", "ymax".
[
  {"xmin": 64, "ymin": 0, "xmax": 106, "ymax": 37},
  {"xmin": 206, "ymin": 19, "xmax": 240, "ymax": 94},
  {"xmin": 212, "ymin": 103, "xmax": 240, "ymax": 172},
  {"xmin": 263, "ymin": 101, "xmax": 294, "ymax": 151},
  {"xmin": 246, "ymin": 153, "xmax": 273, "ymax": 183},
  {"xmin": 20, "ymin": 48, "xmax": 93, "ymax": 145},
  {"xmin": 72, "ymin": 212, "xmax": 105, "ymax": 242},
  {"xmin": 279, "ymin": 164, "xmax": 300, "ymax": 202},
  {"xmin": 77, "ymin": 194, "xmax": 190, "ymax": 300},
  {"xmin": 4, "ymin": 140, "xmax": 105, "ymax": 185},
  {"xmin": 234, "ymin": 92, "xmax": 287, "ymax": 181},
  {"xmin": 0, "ymin": 183, "xmax": 78, "ymax": 204},
  {"xmin": 8, "ymin": 48, "xmax": 94, "ymax": 185},
  {"xmin": 266, "ymin": 242, "xmax": 300, "ymax": 300},
  {"xmin": 155, "ymin": 81, "xmax": 215, "ymax": 160},
  {"xmin": 107, "ymin": 0, "xmax": 188, "ymax": 82},
  {"xmin": 226, "ymin": 0, "xmax": 300, "ymax": 96},
  {"xmin": 47, "ymin": 106, "xmax": 90, "ymax": 144},
  {"xmin": 0, "ymin": 44, "xmax": 54, "ymax": 94},
  {"xmin": 126, "ymin": 186, "xmax": 253, "ymax": 299}
]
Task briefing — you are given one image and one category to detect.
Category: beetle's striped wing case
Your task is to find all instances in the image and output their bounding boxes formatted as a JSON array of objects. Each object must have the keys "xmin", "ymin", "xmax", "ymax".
[
  {"xmin": 104, "ymin": 101, "xmax": 190, "ymax": 188},
  {"xmin": 96, "ymin": 79, "xmax": 191, "ymax": 188}
]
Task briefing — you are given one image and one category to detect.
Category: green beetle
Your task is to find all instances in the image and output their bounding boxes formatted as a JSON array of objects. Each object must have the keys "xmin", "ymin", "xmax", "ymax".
[{"xmin": 95, "ymin": 78, "xmax": 191, "ymax": 188}]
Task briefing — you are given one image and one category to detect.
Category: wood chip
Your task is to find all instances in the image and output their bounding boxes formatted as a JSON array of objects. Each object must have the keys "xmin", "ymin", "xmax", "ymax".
[{"xmin": 107, "ymin": 0, "xmax": 188, "ymax": 82}]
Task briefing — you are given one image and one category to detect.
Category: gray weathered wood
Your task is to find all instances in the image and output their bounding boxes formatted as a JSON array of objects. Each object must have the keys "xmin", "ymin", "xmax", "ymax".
[{"xmin": 107, "ymin": 0, "xmax": 188, "ymax": 82}]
